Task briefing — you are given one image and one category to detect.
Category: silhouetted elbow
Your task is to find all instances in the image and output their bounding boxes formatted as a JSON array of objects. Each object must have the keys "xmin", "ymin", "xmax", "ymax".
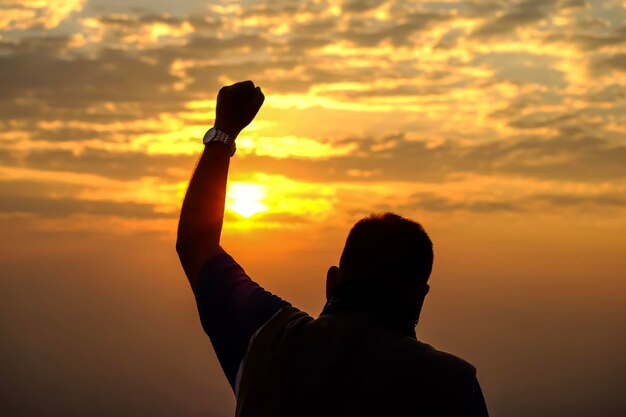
[
  {"xmin": 176, "ymin": 231, "xmax": 222, "ymax": 284},
  {"xmin": 176, "ymin": 235, "xmax": 192, "ymax": 258},
  {"xmin": 175, "ymin": 235, "xmax": 198, "ymax": 284}
]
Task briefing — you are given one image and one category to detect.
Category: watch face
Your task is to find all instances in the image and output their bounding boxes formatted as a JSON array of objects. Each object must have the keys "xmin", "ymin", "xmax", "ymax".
[{"xmin": 203, "ymin": 128, "xmax": 217, "ymax": 143}]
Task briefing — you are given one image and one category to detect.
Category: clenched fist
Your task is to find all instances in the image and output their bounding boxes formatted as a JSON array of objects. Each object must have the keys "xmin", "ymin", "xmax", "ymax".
[{"xmin": 214, "ymin": 80, "xmax": 265, "ymax": 138}]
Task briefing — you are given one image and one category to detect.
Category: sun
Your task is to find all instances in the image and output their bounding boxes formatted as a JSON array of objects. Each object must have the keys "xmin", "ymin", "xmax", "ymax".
[{"xmin": 226, "ymin": 183, "xmax": 269, "ymax": 218}]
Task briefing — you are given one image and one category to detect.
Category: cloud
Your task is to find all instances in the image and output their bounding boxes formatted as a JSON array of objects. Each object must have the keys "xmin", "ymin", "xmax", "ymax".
[
  {"xmin": 532, "ymin": 192, "xmax": 626, "ymax": 207},
  {"xmin": 571, "ymin": 26, "xmax": 626, "ymax": 51},
  {"xmin": 0, "ymin": 195, "xmax": 173, "ymax": 219},
  {"xmin": 402, "ymin": 192, "xmax": 520, "ymax": 213},
  {"xmin": 0, "ymin": 148, "xmax": 195, "ymax": 181},
  {"xmin": 343, "ymin": 11, "xmax": 451, "ymax": 47},
  {"xmin": 0, "ymin": 180, "xmax": 173, "ymax": 219},
  {"xmin": 0, "ymin": 0, "xmax": 625, "ymax": 228},
  {"xmin": 240, "ymin": 1, "xmax": 301, "ymax": 18},
  {"xmin": 592, "ymin": 53, "xmax": 626, "ymax": 74},
  {"xmin": 343, "ymin": 0, "xmax": 388, "ymax": 14},
  {"xmin": 79, "ymin": 13, "xmax": 196, "ymax": 49},
  {"xmin": 584, "ymin": 85, "xmax": 626, "ymax": 103},
  {"xmin": 0, "ymin": 36, "xmax": 191, "ymax": 125},
  {"xmin": 391, "ymin": 190, "xmax": 626, "ymax": 214},
  {"xmin": 233, "ymin": 130, "xmax": 626, "ymax": 184},
  {"xmin": 0, "ymin": 0, "xmax": 84, "ymax": 30},
  {"xmin": 3, "ymin": 126, "xmax": 624, "ymax": 186},
  {"xmin": 557, "ymin": 0, "xmax": 588, "ymax": 11},
  {"xmin": 508, "ymin": 112, "xmax": 578, "ymax": 129},
  {"xmin": 471, "ymin": 0, "xmax": 556, "ymax": 39}
]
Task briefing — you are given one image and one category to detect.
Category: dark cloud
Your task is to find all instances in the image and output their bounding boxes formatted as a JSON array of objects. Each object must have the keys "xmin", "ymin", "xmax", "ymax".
[
  {"xmin": 0, "ymin": 178, "xmax": 85, "ymax": 197},
  {"xmin": 291, "ymin": 18, "xmax": 338, "ymax": 36},
  {"xmin": 0, "ymin": 180, "xmax": 173, "ymax": 219},
  {"xmin": 0, "ymin": 31, "xmax": 293, "ymax": 131},
  {"xmin": 550, "ymin": 26, "xmax": 626, "ymax": 51},
  {"xmin": 236, "ymin": 132, "xmax": 626, "ymax": 183},
  {"xmin": 240, "ymin": 1, "xmax": 300, "ymax": 18},
  {"xmin": 508, "ymin": 112, "xmax": 577, "ymax": 129},
  {"xmin": 434, "ymin": 28, "xmax": 466, "ymax": 50},
  {"xmin": 592, "ymin": 53, "xmax": 626, "ymax": 74},
  {"xmin": 28, "ymin": 127, "xmax": 164, "ymax": 143},
  {"xmin": 557, "ymin": 0, "xmax": 588, "ymax": 10},
  {"xmin": 472, "ymin": 51, "xmax": 566, "ymax": 87},
  {"xmin": 0, "ymin": 35, "xmax": 190, "ymax": 124},
  {"xmin": 343, "ymin": 0, "xmax": 388, "ymax": 13},
  {"xmin": 98, "ymin": 13, "xmax": 188, "ymax": 27},
  {"xmin": 0, "ymin": 148, "xmax": 196, "ymax": 181},
  {"xmin": 186, "ymin": 15, "xmax": 223, "ymax": 31},
  {"xmin": 0, "ymin": 195, "xmax": 173, "ymax": 219},
  {"xmin": 0, "ymin": 27, "xmax": 334, "ymax": 127},
  {"xmin": 584, "ymin": 85, "xmax": 626, "ymax": 103},
  {"xmin": 489, "ymin": 93, "xmax": 546, "ymax": 120},
  {"xmin": 343, "ymin": 11, "xmax": 451, "ymax": 47},
  {"xmin": 471, "ymin": 0, "xmax": 556, "ymax": 39},
  {"xmin": 391, "ymin": 190, "xmax": 626, "ymax": 214},
  {"xmin": 0, "ymin": 37, "xmax": 190, "ymax": 122},
  {"xmin": 463, "ymin": 134, "xmax": 626, "ymax": 182},
  {"xmin": 402, "ymin": 192, "xmax": 520, "ymax": 213},
  {"xmin": 0, "ymin": 35, "xmax": 70, "ymax": 54},
  {"xmin": 238, "ymin": 0, "xmax": 331, "ymax": 19},
  {"xmin": 460, "ymin": 0, "xmax": 507, "ymax": 18},
  {"xmin": 532, "ymin": 193, "xmax": 626, "ymax": 207}
]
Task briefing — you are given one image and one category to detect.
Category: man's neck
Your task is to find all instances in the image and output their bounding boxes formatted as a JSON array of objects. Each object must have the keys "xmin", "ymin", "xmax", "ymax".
[{"xmin": 320, "ymin": 299, "xmax": 417, "ymax": 338}]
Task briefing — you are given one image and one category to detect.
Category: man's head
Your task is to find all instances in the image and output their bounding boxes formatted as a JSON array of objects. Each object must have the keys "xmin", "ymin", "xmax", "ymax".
[{"xmin": 325, "ymin": 212, "xmax": 434, "ymax": 331}]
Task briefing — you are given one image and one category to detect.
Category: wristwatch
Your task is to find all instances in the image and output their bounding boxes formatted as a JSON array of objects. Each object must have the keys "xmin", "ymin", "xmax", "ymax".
[{"xmin": 202, "ymin": 127, "xmax": 236, "ymax": 156}]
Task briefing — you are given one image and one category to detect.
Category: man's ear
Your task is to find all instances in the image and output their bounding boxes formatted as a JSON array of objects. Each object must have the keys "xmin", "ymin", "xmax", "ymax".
[
  {"xmin": 326, "ymin": 266, "xmax": 340, "ymax": 301},
  {"xmin": 412, "ymin": 283, "xmax": 430, "ymax": 304}
]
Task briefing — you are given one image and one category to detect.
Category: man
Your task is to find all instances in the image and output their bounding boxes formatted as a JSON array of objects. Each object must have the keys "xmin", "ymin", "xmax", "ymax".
[{"xmin": 177, "ymin": 80, "xmax": 489, "ymax": 417}]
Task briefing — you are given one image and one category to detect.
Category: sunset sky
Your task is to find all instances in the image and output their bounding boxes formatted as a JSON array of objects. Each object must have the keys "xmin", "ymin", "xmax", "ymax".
[{"xmin": 2, "ymin": 1, "xmax": 626, "ymax": 416}]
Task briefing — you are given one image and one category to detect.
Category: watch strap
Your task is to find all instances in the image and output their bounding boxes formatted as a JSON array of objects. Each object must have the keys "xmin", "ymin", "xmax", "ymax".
[{"xmin": 203, "ymin": 127, "xmax": 236, "ymax": 156}]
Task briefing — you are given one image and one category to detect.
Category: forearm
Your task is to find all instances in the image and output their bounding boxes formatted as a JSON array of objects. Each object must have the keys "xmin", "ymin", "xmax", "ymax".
[{"xmin": 176, "ymin": 142, "xmax": 231, "ymax": 282}]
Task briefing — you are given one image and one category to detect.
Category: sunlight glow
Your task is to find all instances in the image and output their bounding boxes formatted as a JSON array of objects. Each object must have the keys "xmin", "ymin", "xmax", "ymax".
[{"xmin": 226, "ymin": 183, "xmax": 268, "ymax": 218}]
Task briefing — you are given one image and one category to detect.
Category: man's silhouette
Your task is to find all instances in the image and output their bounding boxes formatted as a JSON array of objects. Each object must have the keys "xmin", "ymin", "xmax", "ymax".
[{"xmin": 177, "ymin": 80, "xmax": 489, "ymax": 417}]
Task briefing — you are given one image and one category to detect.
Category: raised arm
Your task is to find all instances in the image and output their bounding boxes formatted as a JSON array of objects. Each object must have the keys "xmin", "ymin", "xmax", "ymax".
[{"xmin": 176, "ymin": 80, "xmax": 265, "ymax": 286}]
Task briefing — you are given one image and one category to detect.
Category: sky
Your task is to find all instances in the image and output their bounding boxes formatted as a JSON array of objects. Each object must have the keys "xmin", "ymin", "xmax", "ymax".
[{"xmin": 1, "ymin": 0, "xmax": 625, "ymax": 416}]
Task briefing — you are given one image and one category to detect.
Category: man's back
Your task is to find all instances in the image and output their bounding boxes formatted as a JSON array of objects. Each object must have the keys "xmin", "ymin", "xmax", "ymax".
[{"xmin": 237, "ymin": 306, "xmax": 477, "ymax": 417}]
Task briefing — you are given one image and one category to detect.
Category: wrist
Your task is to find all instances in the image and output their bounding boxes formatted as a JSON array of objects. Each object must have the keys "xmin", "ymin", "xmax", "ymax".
[
  {"xmin": 213, "ymin": 122, "xmax": 240, "ymax": 140},
  {"xmin": 203, "ymin": 127, "xmax": 237, "ymax": 156}
]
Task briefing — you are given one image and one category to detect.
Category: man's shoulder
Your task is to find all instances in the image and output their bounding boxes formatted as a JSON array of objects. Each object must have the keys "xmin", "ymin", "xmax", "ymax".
[
  {"xmin": 386, "ymin": 335, "xmax": 476, "ymax": 380},
  {"xmin": 252, "ymin": 305, "xmax": 313, "ymax": 342}
]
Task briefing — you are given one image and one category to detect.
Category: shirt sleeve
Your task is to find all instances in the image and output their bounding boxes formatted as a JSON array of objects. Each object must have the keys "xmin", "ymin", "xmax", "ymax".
[
  {"xmin": 470, "ymin": 378, "xmax": 489, "ymax": 417},
  {"xmin": 192, "ymin": 252, "xmax": 290, "ymax": 391}
]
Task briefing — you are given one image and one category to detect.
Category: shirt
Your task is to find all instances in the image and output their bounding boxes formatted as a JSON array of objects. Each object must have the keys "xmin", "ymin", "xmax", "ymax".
[{"xmin": 193, "ymin": 252, "xmax": 488, "ymax": 416}]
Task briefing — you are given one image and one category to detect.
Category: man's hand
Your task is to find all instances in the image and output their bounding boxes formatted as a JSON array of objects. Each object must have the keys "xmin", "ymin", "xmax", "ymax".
[{"xmin": 215, "ymin": 80, "xmax": 265, "ymax": 138}]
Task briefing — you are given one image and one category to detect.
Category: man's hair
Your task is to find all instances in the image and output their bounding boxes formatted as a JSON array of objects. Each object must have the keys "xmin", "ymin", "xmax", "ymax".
[
  {"xmin": 338, "ymin": 212, "xmax": 433, "ymax": 297},
  {"xmin": 323, "ymin": 213, "xmax": 433, "ymax": 330}
]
